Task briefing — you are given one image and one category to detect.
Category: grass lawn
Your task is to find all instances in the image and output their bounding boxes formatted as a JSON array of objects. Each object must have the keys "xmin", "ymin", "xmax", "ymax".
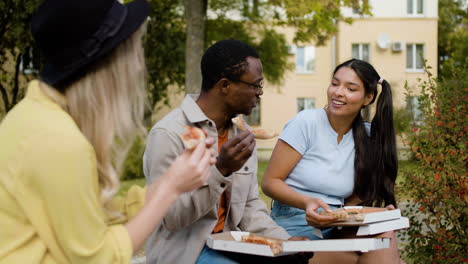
[
  {"xmin": 257, "ymin": 161, "xmax": 273, "ymax": 208},
  {"xmin": 118, "ymin": 178, "xmax": 146, "ymax": 197}
]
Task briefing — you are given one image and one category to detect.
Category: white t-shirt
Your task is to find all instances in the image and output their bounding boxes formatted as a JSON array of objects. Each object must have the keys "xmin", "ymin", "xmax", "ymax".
[{"xmin": 279, "ymin": 108, "xmax": 369, "ymax": 205}]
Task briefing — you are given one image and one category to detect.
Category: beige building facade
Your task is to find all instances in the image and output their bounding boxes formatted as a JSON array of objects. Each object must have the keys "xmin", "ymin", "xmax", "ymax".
[{"xmin": 155, "ymin": 0, "xmax": 438, "ymax": 160}]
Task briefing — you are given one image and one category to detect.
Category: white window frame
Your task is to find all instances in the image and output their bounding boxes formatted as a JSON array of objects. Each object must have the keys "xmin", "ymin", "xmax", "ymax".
[
  {"xmin": 351, "ymin": 43, "xmax": 370, "ymax": 62},
  {"xmin": 295, "ymin": 46, "xmax": 316, "ymax": 74},
  {"xmin": 407, "ymin": 0, "xmax": 424, "ymax": 16},
  {"xmin": 406, "ymin": 43, "xmax": 425, "ymax": 72},
  {"xmin": 297, "ymin": 97, "xmax": 316, "ymax": 112}
]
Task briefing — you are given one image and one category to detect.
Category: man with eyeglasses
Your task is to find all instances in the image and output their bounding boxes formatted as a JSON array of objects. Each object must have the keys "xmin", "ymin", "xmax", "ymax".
[{"xmin": 144, "ymin": 39, "xmax": 309, "ymax": 264}]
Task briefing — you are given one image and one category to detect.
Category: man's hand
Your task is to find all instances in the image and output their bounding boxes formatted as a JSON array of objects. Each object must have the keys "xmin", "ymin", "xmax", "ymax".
[{"xmin": 216, "ymin": 131, "xmax": 255, "ymax": 176}]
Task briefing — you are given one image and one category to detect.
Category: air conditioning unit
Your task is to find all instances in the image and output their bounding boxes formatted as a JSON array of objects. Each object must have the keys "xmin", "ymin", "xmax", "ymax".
[
  {"xmin": 287, "ymin": 44, "xmax": 296, "ymax": 55},
  {"xmin": 392, "ymin": 41, "xmax": 404, "ymax": 52}
]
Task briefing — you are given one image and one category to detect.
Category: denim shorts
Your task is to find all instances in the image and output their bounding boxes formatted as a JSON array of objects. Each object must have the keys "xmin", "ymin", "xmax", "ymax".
[{"xmin": 270, "ymin": 201, "xmax": 340, "ymax": 240}]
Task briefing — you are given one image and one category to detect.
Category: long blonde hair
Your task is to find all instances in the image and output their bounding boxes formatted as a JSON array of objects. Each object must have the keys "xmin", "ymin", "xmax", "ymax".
[{"xmin": 40, "ymin": 25, "xmax": 147, "ymax": 213}]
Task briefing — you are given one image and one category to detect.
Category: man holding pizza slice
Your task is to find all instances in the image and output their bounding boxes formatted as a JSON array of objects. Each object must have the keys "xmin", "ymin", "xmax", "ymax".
[{"xmin": 143, "ymin": 39, "xmax": 311, "ymax": 264}]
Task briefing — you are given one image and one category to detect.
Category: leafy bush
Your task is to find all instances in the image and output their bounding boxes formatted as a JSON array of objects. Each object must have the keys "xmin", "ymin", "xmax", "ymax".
[
  {"xmin": 398, "ymin": 64, "xmax": 468, "ymax": 263},
  {"xmin": 121, "ymin": 137, "xmax": 146, "ymax": 181},
  {"xmin": 393, "ymin": 107, "xmax": 413, "ymax": 137}
]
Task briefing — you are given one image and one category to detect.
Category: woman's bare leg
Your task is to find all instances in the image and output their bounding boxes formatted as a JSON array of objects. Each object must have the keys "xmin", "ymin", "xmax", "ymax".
[
  {"xmin": 357, "ymin": 231, "xmax": 401, "ymax": 264},
  {"xmin": 309, "ymin": 252, "xmax": 359, "ymax": 264},
  {"xmin": 308, "ymin": 230, "xmax": 403, "ymax": 264}
]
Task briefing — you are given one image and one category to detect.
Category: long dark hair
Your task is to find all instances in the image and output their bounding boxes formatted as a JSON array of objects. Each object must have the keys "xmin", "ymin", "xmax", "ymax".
[{"xmin": 333, "ymin": 59, "xmax": 397, "ymax": 207}]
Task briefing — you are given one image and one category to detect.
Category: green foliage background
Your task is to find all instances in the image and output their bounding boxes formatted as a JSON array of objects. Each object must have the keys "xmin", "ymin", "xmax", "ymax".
[{"xmin": 398, "ymin": 64, "xmax": 468, "ymax": 263}]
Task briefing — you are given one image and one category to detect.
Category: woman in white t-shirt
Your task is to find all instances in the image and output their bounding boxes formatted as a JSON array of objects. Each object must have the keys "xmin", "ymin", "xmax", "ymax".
[{"xmin": 262, "ymin": 59, "xmax": 402, "ymax": 263}]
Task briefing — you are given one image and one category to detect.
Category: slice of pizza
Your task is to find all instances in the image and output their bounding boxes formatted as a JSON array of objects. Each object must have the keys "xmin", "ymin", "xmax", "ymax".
[
  {"xmin": 179, "ymin": 126, "xmax": 206, "ymax": 150},
  {"xmin": 250, "ymin": 128, "xmax": 279, "ymax": 139},
  {"xmin": 240, "ymin": 234, "xmax": 283, "ymax": 256},
  {"xmin": 232, "ymin": 116, "xmax": 278, "ymax": 140},
  {"xmin": 350, "ymin": 207, "xmax": 388, "ymax": 221},
  {"xmin": 231, "ymin": 116, "xmax": 248, "ymax": 131},
  {"xmin": 319, "ymin": 207, "xmax": 388, "ymax": 222},
  {"xmin": 319, "ymin": 208, "xmax": 350, "ymax": 221}
]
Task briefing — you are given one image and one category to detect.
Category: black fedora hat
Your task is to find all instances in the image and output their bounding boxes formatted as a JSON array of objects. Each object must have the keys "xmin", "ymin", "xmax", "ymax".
[{"xmin": 31, "ymin": 0, "xmax": 149, "ymax": 90}]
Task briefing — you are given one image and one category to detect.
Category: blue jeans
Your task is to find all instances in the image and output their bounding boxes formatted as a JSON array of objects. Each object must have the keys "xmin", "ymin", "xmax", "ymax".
[
  {"xmin": 271, "ymin": 201, "xmax": 339, "ymax": 240},
  {"xmin": 196, "ymin": 245, "xmax": 239, "ymax": 264}
]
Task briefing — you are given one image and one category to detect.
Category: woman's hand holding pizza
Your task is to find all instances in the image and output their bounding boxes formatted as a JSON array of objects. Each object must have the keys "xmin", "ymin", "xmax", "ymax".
[
  {"xmin": 216, "ymin": 131, "xmax": 255, "ymax": 176},
  {"xmin": 304, "ymin": 198, "xmax": 337, "ymax": 226}
]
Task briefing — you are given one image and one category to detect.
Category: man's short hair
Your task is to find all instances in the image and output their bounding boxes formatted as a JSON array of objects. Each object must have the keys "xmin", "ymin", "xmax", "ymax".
[{"xmin": 201, "ymin": 39, "xmax": 259, "ymax": 92}]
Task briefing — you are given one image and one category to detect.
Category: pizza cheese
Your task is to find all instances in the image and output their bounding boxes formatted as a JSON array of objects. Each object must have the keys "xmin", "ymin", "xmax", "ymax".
[{"xmin": 179, "ymin": 126, "xmax": 206, "ymax": 150}]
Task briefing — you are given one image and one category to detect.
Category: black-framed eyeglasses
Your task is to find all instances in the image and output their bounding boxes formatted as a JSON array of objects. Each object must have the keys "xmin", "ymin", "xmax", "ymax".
[{"xmin": 235, "ymin": 79, "xmax": 264, "ymax": 91}]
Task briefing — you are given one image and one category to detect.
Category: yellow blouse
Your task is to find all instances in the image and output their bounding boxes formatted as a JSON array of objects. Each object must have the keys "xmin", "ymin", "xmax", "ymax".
[{"xmin": 0, "ymin": 81, "xmax": 138, "ymax": 263}]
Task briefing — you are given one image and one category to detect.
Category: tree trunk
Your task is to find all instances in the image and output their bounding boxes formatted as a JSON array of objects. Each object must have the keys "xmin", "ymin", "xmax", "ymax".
[
  {"xmin": 184, "ymin": 0, "xmax": 207, "ymax": 94},
  {"xmin": 0, "ymin": 83, "xmax": 10, "ymax": 113},
  {"xmin": 12, "ymin": 53, "xmax": 22, "ymax": 107}
]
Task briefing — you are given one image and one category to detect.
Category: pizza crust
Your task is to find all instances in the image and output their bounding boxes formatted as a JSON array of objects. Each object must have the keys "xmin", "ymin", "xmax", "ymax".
[
  {"xmin": 319, "ymin": 207, "xmax": 387, "ymax": 222},
  {"xmin": 232, "ymin": 116, "xmax": 278, "ymax": 140},
  {"xmin": 240, "ymin": 234, "xmax": 283, "ymax": 256}
]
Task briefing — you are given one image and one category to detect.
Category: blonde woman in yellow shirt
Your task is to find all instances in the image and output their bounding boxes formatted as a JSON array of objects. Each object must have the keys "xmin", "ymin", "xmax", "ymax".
[{"xmin": 0, "ymin": 0, "xmax": 215, "ymax": 263}]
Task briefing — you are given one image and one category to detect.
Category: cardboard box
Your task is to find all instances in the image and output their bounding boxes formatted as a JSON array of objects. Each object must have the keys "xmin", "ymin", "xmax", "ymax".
[
  {"xmin": 356, "ymin": 217, "xmax": 410, "ymax": 236},
  {"xmin": 207, "ymin": 231, "xmax": 391, "ymax": 257},
  {"xmin": 317, "ymin": 207, "xmax": 403, "ymax": 227}
]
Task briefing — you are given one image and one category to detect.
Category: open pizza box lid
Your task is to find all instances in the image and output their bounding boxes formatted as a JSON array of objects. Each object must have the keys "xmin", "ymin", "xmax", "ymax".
[
  {"xmin": 312, "ymin": 207, "xmax": 409, "ymax": 238},
  {"xmin": 207, "ymin": 231, "xmax": 391, "ymax": 257}
]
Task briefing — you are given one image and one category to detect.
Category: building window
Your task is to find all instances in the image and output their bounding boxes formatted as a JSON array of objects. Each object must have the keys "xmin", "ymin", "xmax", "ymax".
[
  {"xmin": 244, "ymin": 101, "xmax": 261, "ymax": 126},
  {"xmin": 296, "ymin": 46, "xmax": 316, "ymax": 73},
  {"xmin": 407, "ymin": 0, "xmax": 423, "ymax": 15},
  {"xmin": 297, "ymin": 97, "xmax": 315, "ymax": 112},
  {"xmin": 406, "ymin": 96, "xmax": 423, "ymax": 121},
  {"xmin": 406, "ymin": 44, "xmax": 424, "ymax": 71},
  {"xmin": 352, "ymin": 43, "xmax": 370, "ymax": 62}
]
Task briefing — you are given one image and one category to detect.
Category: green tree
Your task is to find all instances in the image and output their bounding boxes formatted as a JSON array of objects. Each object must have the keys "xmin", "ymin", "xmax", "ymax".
[
  {"xmin": 0, "ymin": 0, "xmax": 42, "ymax": 116},
  {"xmin": 438, "ymin": 0, "xmax": 468, "ymax": 77},
  {"xmin": 183, "ymin": 0, "xmax": 371, "ymax": 94},
  {"xmin": 144, "ymin": 0, "xmax": 186, "ymax": 113},
  {"xmin": 269, "ymin": 0, "xmax": 371, "ymax": 44}
]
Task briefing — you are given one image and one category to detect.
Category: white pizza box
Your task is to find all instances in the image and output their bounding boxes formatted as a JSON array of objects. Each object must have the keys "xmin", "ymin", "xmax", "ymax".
[
  {"xmin": 356, "ymin": 217, "xmax": 410, "ymax": 236},
  {"xmin": 313, "ymin": 207, "xmax": 402, "ymax": 229},
  {"xmin": 324, "ymin": 207, "xmax": 402, "ymax": 226},
  {"xmin": 206, "ymin": 231, "xmax": 391, "ymax": 257},
  {"xmin": 313, "ymin": 216, "xmax": 410, "ymax": 238}
]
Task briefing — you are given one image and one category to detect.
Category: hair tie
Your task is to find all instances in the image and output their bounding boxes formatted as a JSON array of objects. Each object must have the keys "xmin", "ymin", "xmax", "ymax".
[{"xmin": 378, "ymin": 78, "xmax": 384, "ymax": 85}]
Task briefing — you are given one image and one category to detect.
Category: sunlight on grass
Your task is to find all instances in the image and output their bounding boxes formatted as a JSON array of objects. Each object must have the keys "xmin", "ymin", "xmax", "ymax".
[
  {"xmin": 118, "ymin": 178, "xmax": 146, "ymax": 197},
  {"xmin": 257, "ymin": 161, "xmax": 273, "ymax": 209}
]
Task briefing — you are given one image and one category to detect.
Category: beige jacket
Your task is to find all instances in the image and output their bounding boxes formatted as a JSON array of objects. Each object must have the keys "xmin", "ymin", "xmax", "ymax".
[{"xmin": 143, "ymin": 95, "xmax": 290, "ymax": 264}]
